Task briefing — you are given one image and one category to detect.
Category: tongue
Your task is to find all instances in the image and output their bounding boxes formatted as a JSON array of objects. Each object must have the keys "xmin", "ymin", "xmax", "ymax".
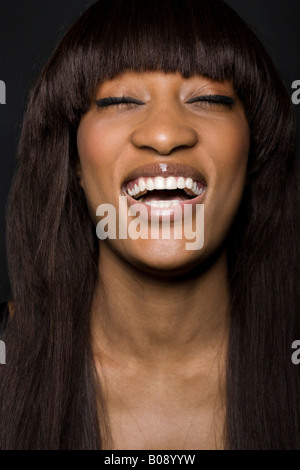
[{"xmin": 142, "ymin": 189, "xmax": 191, "ymax": 203}]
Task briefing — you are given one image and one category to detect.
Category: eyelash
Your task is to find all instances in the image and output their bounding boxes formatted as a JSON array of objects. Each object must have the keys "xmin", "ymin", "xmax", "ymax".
[
  {"xmin": 95, "ymin": 96, "xmax": 143, "ymax": 108},
  {"xmin": 188, "ymin": 95, "xmax": 235, "ymax": 107},
  {"xmin": 95, "ymin": 94, "xmax": 234, "ymax": 109}
]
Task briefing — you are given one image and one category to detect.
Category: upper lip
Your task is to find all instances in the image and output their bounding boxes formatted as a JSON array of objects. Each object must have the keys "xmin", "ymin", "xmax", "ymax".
[{"xmin": 122, "ymin": 162, "xmax": 207, "ymax": 187}]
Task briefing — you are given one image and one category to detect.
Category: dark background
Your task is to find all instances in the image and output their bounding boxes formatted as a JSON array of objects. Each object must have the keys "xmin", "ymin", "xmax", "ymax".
[{"xmin": 0, "ymin": 0, "xmax": 299, "ymax": 302}]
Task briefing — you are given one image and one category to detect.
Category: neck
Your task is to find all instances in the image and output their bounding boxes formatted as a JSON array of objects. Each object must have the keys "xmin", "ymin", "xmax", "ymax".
[{"xmin": 91, "ymin": 246, "xmax": 229, "ymax": 372}]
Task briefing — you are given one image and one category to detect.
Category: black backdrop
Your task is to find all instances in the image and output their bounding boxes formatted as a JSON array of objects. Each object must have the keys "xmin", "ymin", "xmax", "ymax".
[{"xmin": 0, "ymin": 0, "xmax": 299, "ymax": 302}]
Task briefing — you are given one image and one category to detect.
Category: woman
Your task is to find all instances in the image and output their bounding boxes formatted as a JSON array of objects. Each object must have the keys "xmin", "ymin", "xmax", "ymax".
[{"xmin": 0, "ymin": 0, "xmax": 299, "ymax": 450}]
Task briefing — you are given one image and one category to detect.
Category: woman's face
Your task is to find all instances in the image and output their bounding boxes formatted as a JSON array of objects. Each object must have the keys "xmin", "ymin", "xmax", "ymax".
[{"xmin": 77, "ymin": 71, "xmax": 250, "ymax": 274}]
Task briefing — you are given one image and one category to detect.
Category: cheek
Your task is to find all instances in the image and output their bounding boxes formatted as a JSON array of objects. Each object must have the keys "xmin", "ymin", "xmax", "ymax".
[
  {"xmin": 210, "ymin": 118, "xmax": 250, "ymax": 196},
  {"xmin": 76, "ymin": 116, "xmax": 118, "ymax": 223},
  {"xmin": 221, "ymin": 131, "xmax": 248, "ymax": 187},
  {"xmin": 203, "ymin": 118, "xmax": 250, "ymax": 241},
  {"xmin": 77, "ymin": 117, "xmax": 112, "ymax": 177},
  {"xmin": 77, "ymin": 114, "xmax": 125, "ymax": 206}
]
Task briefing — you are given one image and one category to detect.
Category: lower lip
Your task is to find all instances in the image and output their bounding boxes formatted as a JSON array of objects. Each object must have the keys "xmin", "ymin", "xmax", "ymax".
[{"xmin": 123, "ymin": 190, "xmax": 206, "ymax": 222}]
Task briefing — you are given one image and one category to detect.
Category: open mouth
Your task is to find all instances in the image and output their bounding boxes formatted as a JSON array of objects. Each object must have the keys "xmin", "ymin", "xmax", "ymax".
[{"xmin": 124, "ymin": 176, "xmax": 206, "ymax": 209}]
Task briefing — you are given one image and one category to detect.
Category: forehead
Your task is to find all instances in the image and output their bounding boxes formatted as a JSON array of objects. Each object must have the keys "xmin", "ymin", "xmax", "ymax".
[{"xmin": 96, "ymin": 71, "xmax": 236, "ymax": 97}]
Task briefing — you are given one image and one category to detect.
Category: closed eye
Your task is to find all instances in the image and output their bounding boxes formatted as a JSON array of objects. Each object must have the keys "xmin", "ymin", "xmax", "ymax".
[
  {"xmin": 186, "ymin": 94, "xmax": 235, "ymax": 108},
  {"xmin": 95, "ymin": 95, "xmax": 144, "ymax": 109}
]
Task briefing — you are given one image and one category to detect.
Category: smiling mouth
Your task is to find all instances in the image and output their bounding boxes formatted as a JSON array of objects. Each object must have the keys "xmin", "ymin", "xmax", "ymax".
[{"xmin": 124, "ymin": 175, "xmax": 206, "ymax": 209}]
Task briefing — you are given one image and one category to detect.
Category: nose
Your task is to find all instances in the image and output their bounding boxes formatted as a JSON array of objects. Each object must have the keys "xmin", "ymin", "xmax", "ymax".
[{"xmin": 131, "ymin": 104, "xmax": 198, "ymax": 155}]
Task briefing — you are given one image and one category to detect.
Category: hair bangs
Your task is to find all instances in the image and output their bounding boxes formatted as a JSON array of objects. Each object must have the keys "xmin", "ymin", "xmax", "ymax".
[
  {"xmin": 46, "ymin": 0, "xmax": 268, "ymax": 121},
  {"xmin": 90, "ymin": 0, "xmax": 237, "ymax": 80}
]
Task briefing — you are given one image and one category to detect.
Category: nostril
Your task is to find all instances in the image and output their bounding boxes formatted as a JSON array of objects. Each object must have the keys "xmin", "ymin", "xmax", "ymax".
[
  {"xmin": 131, "ymin": 122, "xmax": 198, "ymax": 155},
  {"xmin": 174, "ymin": 144, "xmax": 196, "ymax": 152},
  {"xmin": 136, "ymin": 144, "xmax": 195, "ymax": 157}
]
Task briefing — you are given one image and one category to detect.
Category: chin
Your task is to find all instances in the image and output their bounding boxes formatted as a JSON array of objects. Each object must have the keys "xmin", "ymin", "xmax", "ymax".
[{"xmin": 119, "ymin": 238, "xmax": 209, "ymax": 278}]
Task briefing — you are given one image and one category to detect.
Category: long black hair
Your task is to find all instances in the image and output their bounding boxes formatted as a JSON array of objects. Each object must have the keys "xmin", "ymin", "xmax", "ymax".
[{"xmin": 0, "ymin": 0, "xmax": 299, "ymax": 449}]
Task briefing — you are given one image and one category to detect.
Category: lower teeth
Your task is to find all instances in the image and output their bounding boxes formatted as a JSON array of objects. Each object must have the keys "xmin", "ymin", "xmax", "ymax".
[{"xmin": 141, "ymin": 200, "xmax": 180, "ymax": 208}]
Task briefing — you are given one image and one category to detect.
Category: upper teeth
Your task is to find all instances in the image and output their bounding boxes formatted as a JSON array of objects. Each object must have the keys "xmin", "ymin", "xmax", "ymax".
[{"xmin": 127, "ymin": 176, "xmax": 204, "ymax": 198}]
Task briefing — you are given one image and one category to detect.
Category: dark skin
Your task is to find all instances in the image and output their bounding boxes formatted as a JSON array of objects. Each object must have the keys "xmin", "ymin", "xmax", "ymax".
[{"xmin": 77, "ymin": 71, "xmax": 250, "ymax": 449}]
